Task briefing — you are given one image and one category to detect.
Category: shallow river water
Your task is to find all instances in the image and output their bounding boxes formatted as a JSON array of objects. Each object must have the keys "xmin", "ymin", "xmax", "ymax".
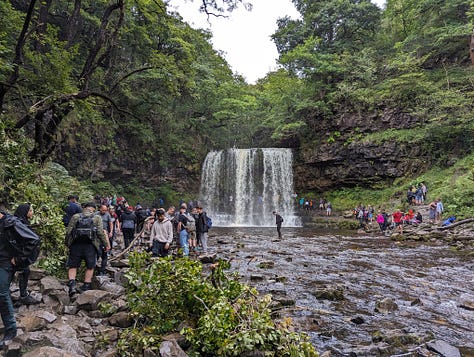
[{"xmin": 209, "ymin": 227, "xmax": 474, "ymax": 356}]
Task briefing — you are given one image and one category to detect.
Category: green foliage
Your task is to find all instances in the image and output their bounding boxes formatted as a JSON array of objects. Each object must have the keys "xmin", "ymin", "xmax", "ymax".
[{"xmin": 118, "ymin": 253, "xmax": 318, "ymax": 356}]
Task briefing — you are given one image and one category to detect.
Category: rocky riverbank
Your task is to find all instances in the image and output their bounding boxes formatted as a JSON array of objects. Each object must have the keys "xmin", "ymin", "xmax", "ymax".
[{"xmin": 2, "ymin": 216, "xmax": 473, "ymax": 356}]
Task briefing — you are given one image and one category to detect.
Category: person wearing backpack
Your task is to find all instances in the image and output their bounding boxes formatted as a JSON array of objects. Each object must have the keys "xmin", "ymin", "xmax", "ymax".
[
  {"xmin": 13, "ymin": 203, "xmax": 40, "ymax": 305},
  {"xmin": 0, "ymin": 209, "xmax": 41, "ymax": 346},
  {"xmin": 62, "ymin": 195, "xmax": 82, "ymax": 226},
  {"xmin": 120, "ymin": 206, "xmax": 137, "ymax": 249},
  {"xmin": 177, "ymin": 205, "xmax": 190, "ymax": 257},
  {"xmin": 65, "ymin": 202, "xmax": 110, "ymax": 296}
]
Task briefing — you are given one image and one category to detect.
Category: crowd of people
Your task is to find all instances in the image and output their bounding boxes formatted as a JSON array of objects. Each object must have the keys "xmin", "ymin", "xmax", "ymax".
[
  {"xmin": 352, "ymin": 182, "xmax": 448, "ymax": 234},
  {"xmin": 63, "ymin": 194, "xmax": 212, "ymax": 296}
]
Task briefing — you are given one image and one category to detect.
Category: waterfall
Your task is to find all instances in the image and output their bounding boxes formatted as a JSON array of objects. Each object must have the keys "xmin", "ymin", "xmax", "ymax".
[{"xmin": 200, "ymin": 148, "xmax": 301, "ymax": 227}]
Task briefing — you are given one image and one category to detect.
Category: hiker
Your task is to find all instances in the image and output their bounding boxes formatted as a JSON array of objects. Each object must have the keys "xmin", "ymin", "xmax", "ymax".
[
  {"xmin": 0, "ymin": 209, "xmax": 41, "ymax": 346},
  {"xmin": 326, "ymin": 201, "xmax": 332, "ymax": 216},
  {"xmin": 273, "ymin": 211, "xmax": 284, "ymax": 238},
  {"xmin": 196, "ymin": 205, "xmax": 210, "ymax": 254},
  {"xmin": 376, "ymin": 211, "xmax": 386, "ymax": 232},
  {"xmin": 149, "ymin": 208, "xmax": 173, "ymax": 257},
  {"xmin": 429, "ymin": 200, "xmax": 437, "ymax": 223},
  {"xmin": 177, "ymin": 205, "xmax": 190, "ymax": 256},
  {"xmin": 392, "ymin": 209, "xmax": 404, "ymax": 234},
  {"xmin": 96, "ymin": 205, "xmax": 114, "ymax": 275},
  {"xmin": 436, "ymin": 198, "xmax": 444, "ymax": 224},
  {"xmin": 63, "ymin": 195, "xmax": 82, "ymax": 226},
  {"xmin": 120, "ymin": 205, "xmax": 137, "ymax": 249},
  {"xmin": 13, "ymin": 204, "xmax": 40, "ymax": 305},
  {"xmin": 135, "ymin": 204, "xmax": 148, "ymax": 233},
  {"xmin": 65, "ymin": 202, "xmax": 110, "ymax": 295}
]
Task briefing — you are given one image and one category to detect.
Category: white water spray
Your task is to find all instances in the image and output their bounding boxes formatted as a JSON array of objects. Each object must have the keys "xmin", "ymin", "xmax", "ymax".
[{"xmin": 200, "ymin": 148, "xmax": 301, "ymax": 227}]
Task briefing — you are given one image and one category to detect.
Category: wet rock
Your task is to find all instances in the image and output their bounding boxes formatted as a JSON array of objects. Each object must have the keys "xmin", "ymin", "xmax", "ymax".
[
  {"xmin": 159, "ymin": 340, "xmax": 188, "ymax": 357},
  {"xmin": 250, "ymin": 274, "xmax": 264, "ymax": 281},
  {"xmin": 274, "ymin": 297, "xmax": 295, "ymax": 306},
  {"xmin": 257, "ymin": 261, "xmax": 275, "ymax": 269},
  {"xmin": 459, "ymin": 301, "xmax": 474, "ymax": 311},
  {"xmin": 40, "ymin": 276, "xmax": 63, "ymax": 294},
  {"xmin": 49, "ymin": 290, "xmax": 70, "ymax": 308},
  {"xmin": 275, "ymin": 276, "xmax": 287, "ymax": 282},
  {"xmin": 217, "ymin": 239, "xmax": 229, "ymax": 244},
  {"xmin": 427, "ymin": 340, "xmax": 461, "ymax": 357},
  {"xmin": 375, "ymin": 297, "xmax": 398, "ymax": 313},
  {"xmin": 76, "ymin": 290, "xmax": 110, "ymax": 311},
  {"xmin": 199, "ymin": 253, "xmax": 217, "ymax": 264},
  {"xmin": 108, "ymin": 311, "xmax": 133, "ymax": 328},
  {"xmin": 312, "ymin": 286, "xmax": 344, "ymax": 301},
  {"xmin": 22, "ymin": 346, "xmax": 83, "ymax": 357},
  {"xmin": 350, "ymin": 316, "xmax": 365, "ymax": 325},
  {"xmin": 410, "ymin": 298, "xmax": 422, "ymax": 306}
]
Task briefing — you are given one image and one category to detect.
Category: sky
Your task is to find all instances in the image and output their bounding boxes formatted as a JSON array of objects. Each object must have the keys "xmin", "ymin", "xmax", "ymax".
[{"xmin": 169, "ymin": 0, "xmax": 386, "ymax": 84}]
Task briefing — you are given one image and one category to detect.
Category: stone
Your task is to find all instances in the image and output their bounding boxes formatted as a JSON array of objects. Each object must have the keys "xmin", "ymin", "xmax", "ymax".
[
  {"xmin": 99, "ymin": 281, "xmax": 126, "ymax": 296},
  {"xmin": 144, "ymin": 348, "xmax": 159, "ymax": 357},
  {"xmin": 114, "ymin": 269, "xmax": 129, "ymax": 286},
  {"xmin": 18, "ymin": 313, "xmax": 47, "ymax": 332},
  {"xmin": 312, "ymin": 286, "xmax": 344, "ymax": 301},
  {"xmin": 459, "ymin": 301, "xmax": 474, "ymax": 311},
  {"xmin": 162, "ymin": 333, "xmax": 190, "ymax": 350},
  {"xmin": 257, "ymin": 261, "xmax": 275, "ymax": 269},
  {"xmin": 28, "ymin": 267, "xmax": 46, "ymax": 280},
  {"xmin": 40, "ymin": 276, "xmax": 63, "ymax": 294},
  {"xmin": 250, "ymin": 274, "xmax": 264, "ymax": 281},
  {"xmin": 108, "ymin": 311, "xmax": 133, "ymax": 328},
  {"xmin": 75, "ymin": 290, "xmax": 110, "ymax": 311},
  {"xmin": 199, "ymin": 253, "xmax": 217, "ymax": 264},
  {"xmin": 22, "ymin": 346, "xmax": 83, "ymax": 357},
  {"xmin": 63, "ymin": 305, "xmax": 77, "ymax": 315},
  {"xmin": 350, "ymin": 316, "xmax": 365, "ymax": 325},
  {"xmin": 110, "ymin": 259, "xmax": 129, "ymax": 268},
  {"xmin": 159, "ymin": 340, "xmax": 188, "ymax": 357},
  {"xmin": 375, "ymin": 297, "xmax": 399, "ymax": 313},
  {"xmin": 36, "ymin": 310, "xmax": 58, "ymax": 323},
  {"xmin": 3, "ymin": 341, "xmax": 22, "ymax": 357},
  {"xmin": 427, "ymin": 340, "xmax": 461, "ymax": 357}
]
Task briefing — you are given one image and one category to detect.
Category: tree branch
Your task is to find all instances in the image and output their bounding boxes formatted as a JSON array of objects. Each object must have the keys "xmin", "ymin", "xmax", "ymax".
[{"xmin": 0, "ymin": 0, "xmax": 37, "ymax": 111}]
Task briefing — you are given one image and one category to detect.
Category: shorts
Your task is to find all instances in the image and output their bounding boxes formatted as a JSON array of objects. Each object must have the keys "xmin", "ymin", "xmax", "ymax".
[
  {"xmin": 395, "ymin": 221, "xmax": 403, "ymax": 226},
  {"xmin": 67, "ymin": 243, "xmax": 97, "ymax": 269}
]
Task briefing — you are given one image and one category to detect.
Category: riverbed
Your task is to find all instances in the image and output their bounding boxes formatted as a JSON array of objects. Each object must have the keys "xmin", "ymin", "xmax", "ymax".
[{"xmin": 209, "ymin": 227, "xmax": 474, "ymax": 356}]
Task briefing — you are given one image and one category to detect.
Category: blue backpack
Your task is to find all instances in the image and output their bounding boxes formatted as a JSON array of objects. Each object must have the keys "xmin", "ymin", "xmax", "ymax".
[{"xmin": 206, "ymin": 216, "xmax": 212, "ymax": 229}]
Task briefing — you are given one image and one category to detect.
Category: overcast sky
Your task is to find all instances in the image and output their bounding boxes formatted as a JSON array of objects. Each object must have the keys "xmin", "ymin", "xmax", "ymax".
[{"xmin": 169, "ymin": 0, "xmax": 386, "ymax": 83}]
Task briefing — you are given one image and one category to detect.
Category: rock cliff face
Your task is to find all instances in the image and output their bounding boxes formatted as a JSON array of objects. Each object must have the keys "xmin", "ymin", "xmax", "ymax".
[{"xmin": 293, "ymin": 109, "xmax": 428, "ymax": 192}]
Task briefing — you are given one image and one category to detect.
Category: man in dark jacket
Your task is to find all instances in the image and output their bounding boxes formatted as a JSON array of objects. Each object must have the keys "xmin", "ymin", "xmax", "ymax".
[
  {"xmin": 0, "ymin": 210, "xmax": 41, "ymax": 346},
  {"xmin": 65, "ymin": 202, "xmax": 110, "ymax": 295},
  {"xmin": 196, "ymin": 205, "xmax": 209, "ymax": 254},
  {"xmin": 272, "ymin": 211, "xmax": 284, "ymax": 238},
  {"xmin": 63, "ymin": 195, "xmax": 82, "ymax": 226},
  {"xmin": 120, "ymin": 206, "xmax": 137, "ymax": 249}
]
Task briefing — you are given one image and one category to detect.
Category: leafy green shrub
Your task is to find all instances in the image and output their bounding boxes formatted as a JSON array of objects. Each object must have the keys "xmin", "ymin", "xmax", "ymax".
[{"xmin": 118, "ymin": 253, "xmax": 318, "ymax": 356}]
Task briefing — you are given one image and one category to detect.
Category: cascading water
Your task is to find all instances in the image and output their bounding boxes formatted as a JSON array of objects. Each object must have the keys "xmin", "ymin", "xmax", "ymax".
[{"xmin": 200, "ymin": 148, "xmax": 301, "ymax": 227}]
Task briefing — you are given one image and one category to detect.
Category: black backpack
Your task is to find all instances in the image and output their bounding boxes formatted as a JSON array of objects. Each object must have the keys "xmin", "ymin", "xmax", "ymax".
[
  {"xmin": 1, "ymin": 214, "xmax": 41, "ymax": 269},
  {"xmin": 74, "ymin": 214, "xmax": 97, "ymax": 241}
]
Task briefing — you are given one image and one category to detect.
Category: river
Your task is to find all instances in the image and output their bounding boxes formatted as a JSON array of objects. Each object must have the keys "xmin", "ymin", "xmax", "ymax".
[{"xmin": 209, "ymin": 227, "xmax": 474, "ymax": 356}]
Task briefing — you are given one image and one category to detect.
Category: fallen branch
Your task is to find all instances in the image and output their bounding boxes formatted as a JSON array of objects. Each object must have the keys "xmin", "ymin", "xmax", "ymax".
[
  {"xmin": 437, "ymin": 218, "xmax": 474, "ymax": 231},
  {"xmin": 109, "ymin": 231, "xmax": 144, "ymax": 262}
]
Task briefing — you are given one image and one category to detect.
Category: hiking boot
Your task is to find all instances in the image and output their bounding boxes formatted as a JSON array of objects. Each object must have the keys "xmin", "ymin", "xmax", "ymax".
[
  {"xmin": 0, "ymin": 330, "xmax": 17, "ymax": 347},
  {"xmin": 20, "ymin": 294, "xmax": 40, "ymax": 305},
  {"xmin": 80, "ymin": 282, "xmax": 92, "ymax": 292},
  {"xmin": 68, "ymin": 280, "xmax": 77, "ymax": 297}
]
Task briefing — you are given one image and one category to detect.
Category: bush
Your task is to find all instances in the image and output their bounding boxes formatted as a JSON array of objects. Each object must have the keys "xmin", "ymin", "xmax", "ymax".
[{"xmin": 118, "ymin": 253, "xmax": 318, "ymax": 356}]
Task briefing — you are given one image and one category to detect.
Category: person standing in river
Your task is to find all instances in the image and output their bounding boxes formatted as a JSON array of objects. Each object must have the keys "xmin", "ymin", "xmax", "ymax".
[{"xmin": 273, "ymin": 211, "xmax": 284, "ymax": 238}]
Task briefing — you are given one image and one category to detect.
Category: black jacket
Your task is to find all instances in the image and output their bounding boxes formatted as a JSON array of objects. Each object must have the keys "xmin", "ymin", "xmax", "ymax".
[{"xmin": 0, "ymin": 213, "xmax": 41, "ymax": 269}]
